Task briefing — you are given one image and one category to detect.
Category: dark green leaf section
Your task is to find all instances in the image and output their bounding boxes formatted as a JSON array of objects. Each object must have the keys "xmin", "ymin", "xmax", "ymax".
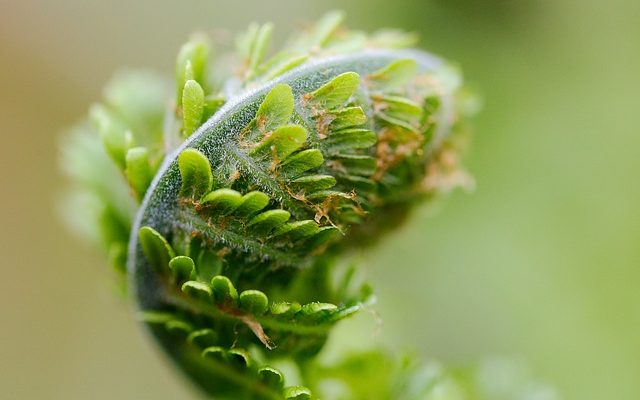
[
  {"xmin": 139, "ymin": 232, "xmax": 367, "ymax": 337},
  {"xmin": 137, "ymin": 224, "xmax": 373, "ymax": 399},
  {"xmin": 140, "ymin": 311, "xmax": 313, "ymax": 400}
]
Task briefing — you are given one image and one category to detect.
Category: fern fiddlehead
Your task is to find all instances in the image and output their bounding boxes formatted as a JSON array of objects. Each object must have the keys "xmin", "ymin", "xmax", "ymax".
[{"xmin": 62, "ymin": 11, "xmax": 477, "ymax": 399}]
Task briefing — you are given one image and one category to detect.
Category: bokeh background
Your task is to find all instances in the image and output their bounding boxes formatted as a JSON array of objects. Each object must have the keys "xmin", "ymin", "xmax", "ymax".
[{"xmin": 1, "ymin": 0, "xmax": 638, "ymax": 399}]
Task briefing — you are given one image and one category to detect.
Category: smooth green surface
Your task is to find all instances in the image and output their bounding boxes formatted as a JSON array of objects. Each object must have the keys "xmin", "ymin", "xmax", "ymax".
[
  {"xmin": 178, "ymin": 148, "xmax": 214, "ymax": 199},
  {"xmin": 1, "ymin": 1, "xmax": 638, "ymax": 399},
  {"xmin": 255, "ymin": 84, "xmax": 294, "ymax": 132},
  {"xmin": 182, "ymin": 80, "xmax": 205, "ymax": 137}
]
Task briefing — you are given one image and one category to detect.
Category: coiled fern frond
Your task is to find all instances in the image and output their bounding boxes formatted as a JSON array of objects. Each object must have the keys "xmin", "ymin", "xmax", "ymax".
[{"xmin": 59, "ymin": 11, "xmax": 556, "ymax": 400}]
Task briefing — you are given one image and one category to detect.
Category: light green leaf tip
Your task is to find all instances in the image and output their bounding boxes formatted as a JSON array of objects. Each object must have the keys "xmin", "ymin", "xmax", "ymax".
[
  {"xmin": 290, "ymin": 175, "xmax": 337, "ymax": 193},
  {"xmin": 248, "ymin": 209, "xmax": 292, "ymax": 235},
  {"xmin": 301, "ymin": 302, "xmax": 338, "ymax": 316},
  {"xmin": 307, "ymin": 72, "xmax": 361, "ymax": 110},
  {"xmin": 329, "ymin": 106, "xmax": 367, "ymax": 131},
  {"xmin": 201, "ymin": 189, "xmax": 243, "ymax": 214},
  {"xmin": 272, "ymin": 220, "xmax": 319, "ymax": 241},
  {"xmin": 182, "ymin": 280, "xmax": 212, "ymax": 302},
  {"xmin": 234, "ymin": 191, "xmax": 270, "ymax": 216},
  {"xmin": 239, "ymin": 289, "xmax": 269, "ymax": 315},
  {"xmin": 211, "ymin": 275, "xmax": 238, "ymax": 306},
  {"xmin": 182, "ymin": 80, "xmax": 205, "ymax": 137},
  {"xmin": 125, "ymin": 146, "xmax": 152, "ymax": 201},
  {"xmin": 280, "ymin": 149, "xmax": 324, "ymax": 178},
  {"xmin": 250, "ymin": 124, "xmax": 308, "ymax": 161},
  {"xmin": 178, "ymin": 148, "xmax": 213, "ymax": 200},
  {"xmin": 139, "ymin": 226, "xmax": 175, "ymax": 272},
  {"xmin": 169, "ymin": 256, "xmax": 195, "ymax": 283},
  {"xmin": 255, "ymin": 83, "xmax": 294, "ymax": 132},
  {"xmin": 283, "ymin": 386, "xmax": 312, "ymax": 400},
  {"xmin": 176, "ymin": 37, "xmax": 210, "ymax": 103},
  {"xmin": 270, "ymin": 302, "xmax": 302, "ymax": 317}
]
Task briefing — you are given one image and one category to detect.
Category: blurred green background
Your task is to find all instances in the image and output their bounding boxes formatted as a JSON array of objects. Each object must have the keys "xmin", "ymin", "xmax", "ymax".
[{"xmin": 1, "ymin": 0, "xmax": 638, "ymax": 399}]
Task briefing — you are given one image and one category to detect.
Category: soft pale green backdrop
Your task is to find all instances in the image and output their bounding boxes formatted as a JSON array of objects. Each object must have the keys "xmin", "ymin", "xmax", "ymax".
[{"xmin": 1, "ymin": 0, "xmax": 638, "ymax": 399}]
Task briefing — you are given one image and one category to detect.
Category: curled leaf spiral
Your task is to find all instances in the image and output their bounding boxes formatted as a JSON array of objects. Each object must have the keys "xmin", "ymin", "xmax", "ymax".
[{"xmin": 62, "ymin": 11, "xmax": 475, "ymax": 400}]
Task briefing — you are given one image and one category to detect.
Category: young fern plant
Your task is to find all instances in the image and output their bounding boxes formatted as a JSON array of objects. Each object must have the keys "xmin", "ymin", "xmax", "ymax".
[{"xmin": 62, "ymin": 11, "xmax": 481, "ymax": 400}]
